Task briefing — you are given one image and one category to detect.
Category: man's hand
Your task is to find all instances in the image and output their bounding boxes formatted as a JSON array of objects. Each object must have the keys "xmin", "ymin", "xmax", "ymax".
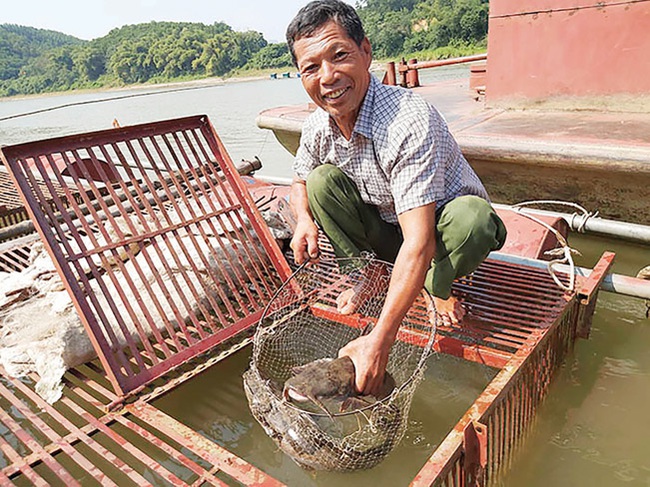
[
  {"xmin": 289, "ymin": 178, "xmax": 320, "ymax": 265},
  {"xmin": 338, "ymin": 331, "xmax": 391, "ymax": 396},
  {"xmin": 290, "ymin": 218, "xmax": 319, "ymax": 265}
]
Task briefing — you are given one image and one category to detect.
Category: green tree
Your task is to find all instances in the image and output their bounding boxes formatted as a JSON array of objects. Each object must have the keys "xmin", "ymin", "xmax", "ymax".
[
  {"xmin": 73, "ymin": 47, "xmax": 106, "ymax": 81},
  {"xmin": 245, "ymin": 43, "xmax": 292, "ymax": 70}
]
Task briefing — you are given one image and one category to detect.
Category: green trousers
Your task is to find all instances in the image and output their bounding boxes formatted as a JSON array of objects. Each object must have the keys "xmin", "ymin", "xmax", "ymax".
[{"xmin": 306, "ymin": 164, "xmax": 507, "ymax": 299}]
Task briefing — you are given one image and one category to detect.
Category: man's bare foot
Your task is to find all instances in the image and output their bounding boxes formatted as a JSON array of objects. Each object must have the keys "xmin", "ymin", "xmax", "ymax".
[
  {"xmin": 337, "ymin": 282, "xmax": 373, "ymax": 314},
  {"xmin": 336, "ymin": 263, "xmax": 389, "ymax": 315},
  {"xmin": 433, "ymin": 295, "xmax": 466, "ymax": 326}
]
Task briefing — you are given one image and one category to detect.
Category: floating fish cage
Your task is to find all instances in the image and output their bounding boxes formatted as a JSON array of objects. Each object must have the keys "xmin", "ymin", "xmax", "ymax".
[{"xmin": 0, "ymin": 116, "xmax": 614, "ymax": 486}]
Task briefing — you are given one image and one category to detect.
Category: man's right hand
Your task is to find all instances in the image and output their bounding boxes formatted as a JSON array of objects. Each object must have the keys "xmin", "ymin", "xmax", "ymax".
[{"xmin": 290, "ymin": 218, "xmax": 320, "ymax": 265}]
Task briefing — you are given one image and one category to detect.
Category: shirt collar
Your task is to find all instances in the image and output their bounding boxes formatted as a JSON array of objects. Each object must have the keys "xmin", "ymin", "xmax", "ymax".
[{"xmin": 322, "ymin": 74, "xmax": 377, "ymax": 139}]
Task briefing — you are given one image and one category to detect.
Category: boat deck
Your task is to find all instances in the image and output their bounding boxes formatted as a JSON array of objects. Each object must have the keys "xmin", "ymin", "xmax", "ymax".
[{"xmin": 256, "ymin": 71, "xmax": 650, "ymax": 224}]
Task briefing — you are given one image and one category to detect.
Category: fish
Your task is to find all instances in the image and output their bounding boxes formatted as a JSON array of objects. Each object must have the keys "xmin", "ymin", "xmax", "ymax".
[
  {"xmin": 282, "ymin": 356, "xmax": 396, "ymax": 418},
  {"xmin": 244, "ymin": 365, "xmax": 403, "ymax": 471}
]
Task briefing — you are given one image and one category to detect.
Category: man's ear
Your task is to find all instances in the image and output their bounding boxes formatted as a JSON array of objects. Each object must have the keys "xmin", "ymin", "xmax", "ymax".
[{"xmin": 361, "ymin": 37, "xmax": 372, "ymax": 68}]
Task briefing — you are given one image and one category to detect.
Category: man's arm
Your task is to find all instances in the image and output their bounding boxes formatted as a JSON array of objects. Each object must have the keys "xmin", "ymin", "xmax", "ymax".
[
  {"xmin": 338, "ymin": 202, "xmax": 436, "ymax": 396},
  {"xmin": 289, "ymin": 177, "xmax": 320, "ymax": 265}
]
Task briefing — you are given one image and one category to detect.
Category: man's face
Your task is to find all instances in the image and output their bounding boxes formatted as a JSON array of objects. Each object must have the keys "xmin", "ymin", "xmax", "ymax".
[{"xmin": 293, "ymin": 20, "xmax": 372, "ymax": 137}]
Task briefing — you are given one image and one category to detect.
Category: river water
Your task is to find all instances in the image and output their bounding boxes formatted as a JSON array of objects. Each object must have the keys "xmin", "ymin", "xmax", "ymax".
[{"xmin": 1, "ymin": 69, "xmax": 649, "ymax": 486}]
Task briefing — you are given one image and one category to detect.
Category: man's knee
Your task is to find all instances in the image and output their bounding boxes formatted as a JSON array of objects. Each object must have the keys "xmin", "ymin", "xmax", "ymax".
[
  {"xmin": 306, "ymin": 164, "xmax": 344, "ymax": 201},
  {"xmin": 439, "ymin": 195, "xmax": 506, "ymax": 254}
]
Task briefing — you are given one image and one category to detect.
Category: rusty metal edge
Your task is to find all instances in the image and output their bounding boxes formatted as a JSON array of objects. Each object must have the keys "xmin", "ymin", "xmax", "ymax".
[{"xmin": 410, "ymin": 295, "xmax": 578, "ymax": 486}]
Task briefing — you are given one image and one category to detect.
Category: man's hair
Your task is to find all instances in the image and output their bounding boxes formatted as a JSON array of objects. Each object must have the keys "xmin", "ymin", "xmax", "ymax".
[{"xmin": 286, "ymin": 0, "xmax": 366, "ymax": 67}]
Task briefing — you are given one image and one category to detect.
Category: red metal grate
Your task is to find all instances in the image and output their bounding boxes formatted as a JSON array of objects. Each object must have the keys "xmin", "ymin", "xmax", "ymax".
[
  {"xmin": 0, "ymin": 226, "xmax": 609, "ymax": 486},
  {"xmin": 0, "ymin": 363, "xmax": 282, "ymax": 486},
  {"xmin": 0, "ymin": 115, "xmax": 292, "ymax": 401}
]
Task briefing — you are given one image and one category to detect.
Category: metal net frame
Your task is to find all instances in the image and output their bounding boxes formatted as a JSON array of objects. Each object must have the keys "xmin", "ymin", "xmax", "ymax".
[{"xmin": 244, "ymin": 254, "xmax": 437, "ymax": 471}]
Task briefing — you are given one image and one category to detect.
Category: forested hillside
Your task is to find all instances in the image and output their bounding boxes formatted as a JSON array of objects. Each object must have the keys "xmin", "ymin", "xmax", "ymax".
[
  {"xmin": 0, "ymin": 25, "xmax": 83, "ymax": 81},
  {"xmin": 0, "ymin": 22, "xmax": 272, "ymax": 96},
  {"xmin": 359, "ymin": 0, "xmax": 488, "ymax": 58},
  {"xmin": 0, "ymin": 0, "xmax": 488, "ymax": 97}
]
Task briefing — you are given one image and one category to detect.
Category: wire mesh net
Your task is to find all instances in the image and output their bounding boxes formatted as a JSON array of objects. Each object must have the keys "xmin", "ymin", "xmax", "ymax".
[{"xmin": 244, "ymin": 254, "xmax": 436, "ymax": 471}]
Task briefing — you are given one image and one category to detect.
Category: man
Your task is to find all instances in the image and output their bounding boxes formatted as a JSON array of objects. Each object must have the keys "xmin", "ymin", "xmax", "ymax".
[{"xmin": 286, "ymin": 0, "xmax": 506, "ymax": 397}]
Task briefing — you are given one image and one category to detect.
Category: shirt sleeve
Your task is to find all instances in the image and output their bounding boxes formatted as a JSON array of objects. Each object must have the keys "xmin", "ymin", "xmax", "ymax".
[{"xmin": 292, "ymin": 112, "xmax": 323, "ymax": 181}]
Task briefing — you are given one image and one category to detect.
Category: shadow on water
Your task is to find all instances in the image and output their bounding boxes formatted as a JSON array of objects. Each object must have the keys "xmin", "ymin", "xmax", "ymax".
[{"xmin": 155, "ymin": 346, "xmax": 496, "ymax": 486}]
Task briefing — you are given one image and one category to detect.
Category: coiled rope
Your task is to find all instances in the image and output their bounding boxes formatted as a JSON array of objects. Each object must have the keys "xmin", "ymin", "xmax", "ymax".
[{"xmin": 509, "ymin": 200, "xmax": 597, "ymax": 292}]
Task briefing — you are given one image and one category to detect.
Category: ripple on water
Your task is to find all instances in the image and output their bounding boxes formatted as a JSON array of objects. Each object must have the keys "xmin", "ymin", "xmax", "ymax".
[{"xmin": 601, "ymin": 357, "xmax": 642, "ymax": 378}]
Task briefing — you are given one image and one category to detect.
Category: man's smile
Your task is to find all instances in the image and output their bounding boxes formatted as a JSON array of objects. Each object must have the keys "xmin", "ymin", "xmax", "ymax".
[{"xmin": 323, "ymin": 87, "xmax": 349, "ymax": 100}]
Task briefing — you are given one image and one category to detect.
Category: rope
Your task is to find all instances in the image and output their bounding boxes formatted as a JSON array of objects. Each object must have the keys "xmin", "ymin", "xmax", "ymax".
[
  {"xmin": 508, "ymin": 200, "xmax": 587, "ymax": 292},
  {"xmin": 0, "ymin": 83, "xmax": 224, "ymax": 122},
  {"xmin": 511, "ymin": 199, "xmax": 599, "ymax": 233}
]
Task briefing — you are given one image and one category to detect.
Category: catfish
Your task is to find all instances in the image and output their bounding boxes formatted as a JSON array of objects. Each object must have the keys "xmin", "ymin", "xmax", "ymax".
[{"xmin": 283, "ymin": 356, "xmax": 396, "ymax": 418}]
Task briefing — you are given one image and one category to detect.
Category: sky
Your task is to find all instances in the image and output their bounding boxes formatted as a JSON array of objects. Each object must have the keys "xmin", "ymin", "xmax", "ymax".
[{"xmin": 2, "ymin": 0, "xmax": 357, "ymax": 43}]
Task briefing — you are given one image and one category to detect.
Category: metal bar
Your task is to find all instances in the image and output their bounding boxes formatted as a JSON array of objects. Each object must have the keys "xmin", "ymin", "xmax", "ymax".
[
  {"xmin": 493, "ymin": 203, "xmax": 650, "ymax": 244},
  {"xmin": 127, "ymin": 401, "xmax": 286, "ymax": 487},
  {"xmin": 577, "ymin": 251, "xmax": 616, "ymax": 302},
  {"xmin": 0, "ymin": 115, "xmax": 206, "ymax": 160},
  {"xmin": 43, "ymin": 149, "xmax": 154, "ymax": 370},
  {"xmin": 490, "ymin": 251, "xmax": 650, "ymax": 300},
  {"xmin": 172, "ymin": 129, "xmax": 257, "ymax": 319},
  {"xmin": 398, "ymin": 54, "xmax": 487, "ymax": 72},
  {"xmin": 433, "ymin": 335, "xmax": 511, "ymax": 368}
]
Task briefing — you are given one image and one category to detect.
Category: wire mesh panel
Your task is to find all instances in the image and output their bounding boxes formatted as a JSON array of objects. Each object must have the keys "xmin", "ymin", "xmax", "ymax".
[
  {"xmin": 0, "ymin": 115, "xmax": 291, "ymax": 398},
  {"xmin": 244, "ymin": 255, "xmax": 436, "ymax": 471}
]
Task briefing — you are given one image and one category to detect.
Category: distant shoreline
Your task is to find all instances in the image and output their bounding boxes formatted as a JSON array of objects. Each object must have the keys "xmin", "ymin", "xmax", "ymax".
[
  {"xmin": 1, "ymin": 62, "xmax": 393, "ymax": 102},
  {"xmin": 0, "ymin": 69, "xmax": 301, "ymax": 102}
]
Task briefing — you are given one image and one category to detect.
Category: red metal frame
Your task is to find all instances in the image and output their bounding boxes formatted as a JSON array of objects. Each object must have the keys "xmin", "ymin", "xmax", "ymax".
[
  {"xmin": 0, "ymin": 115, "xmax": 293, "ymax": 401},
  {"xmin": 411, "ymin": 251, "xmax": 614, "ymax": 486},
  {"xmin": 0, "ymin": 363, "xmax": 283, "ymax": 486}
]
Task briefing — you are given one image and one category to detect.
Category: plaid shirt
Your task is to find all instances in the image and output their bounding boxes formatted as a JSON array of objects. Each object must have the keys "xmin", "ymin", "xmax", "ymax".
[{"xmin": 294, "ymin": 76, "xmax": 489, "ymax": 224}]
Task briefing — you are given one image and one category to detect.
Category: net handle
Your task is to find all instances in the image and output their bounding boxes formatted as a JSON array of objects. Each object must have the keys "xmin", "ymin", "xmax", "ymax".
[{"xmin": 258, "ymin": 258, "xmax": 314, "ymax": 322}]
